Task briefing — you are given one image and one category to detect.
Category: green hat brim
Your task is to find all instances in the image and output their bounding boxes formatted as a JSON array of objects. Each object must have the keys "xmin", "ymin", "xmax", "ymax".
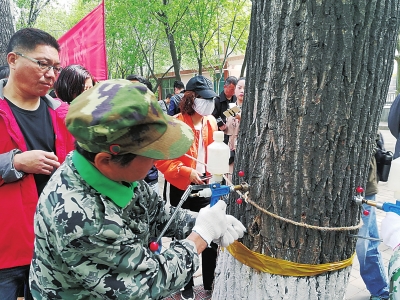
[{"xmin": 131, "ymin": 116, "xmax": 194, "ymax": 160}]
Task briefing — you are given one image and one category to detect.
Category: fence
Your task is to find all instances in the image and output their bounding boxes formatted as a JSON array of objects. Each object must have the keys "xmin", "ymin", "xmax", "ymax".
[{"xmin": 386, "ymin": 91, "xmax": 397, "ymax": 105}]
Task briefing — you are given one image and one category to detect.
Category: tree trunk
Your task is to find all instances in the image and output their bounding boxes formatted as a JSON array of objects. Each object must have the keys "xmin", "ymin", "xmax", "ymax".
[
  {"xmin": 240, "ymin": 41, "xmax": 249, "ymax": 78},
  {"xmin": 198, "ymin": 44, "xmax": 204, "ymax": 75},
  {"xmin": 214, "ymin": 1, "xmax": 400, "ymax": 299},
  {"xmin": 214, "ymin": 253, "xmax": 350, "ymax": 299},
  {"xmin": 0, "ymin": 0, "xmax": 15, "ymax": 65},
  {"xmin": 166, "ymin": 30, "xmax": 182, "ymax": 81}
]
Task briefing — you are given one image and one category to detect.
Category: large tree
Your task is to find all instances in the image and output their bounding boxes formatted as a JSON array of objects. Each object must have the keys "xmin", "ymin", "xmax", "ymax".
[
  {"xmin": 0, "ymin": 0, "xmax": 15, "ymax": 65},
  {"xmin": 213, "ymin": 1, "xmax": 400, "ymax": 299}
]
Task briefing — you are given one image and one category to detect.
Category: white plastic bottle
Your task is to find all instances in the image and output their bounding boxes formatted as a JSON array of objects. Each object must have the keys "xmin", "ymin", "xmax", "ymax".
[
  {"xmin": 388, "ymin": 157, "xmax": 400, "ymax": 199},
  {"xmin": 207, "ymin": 131, "xmax": 230, "ymax": 183}
]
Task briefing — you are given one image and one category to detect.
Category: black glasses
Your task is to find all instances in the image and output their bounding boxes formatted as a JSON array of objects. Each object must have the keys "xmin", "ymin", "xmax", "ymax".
[{"xmin": 14, "ymin": 52, "xmax": 63, "ymax": 75}]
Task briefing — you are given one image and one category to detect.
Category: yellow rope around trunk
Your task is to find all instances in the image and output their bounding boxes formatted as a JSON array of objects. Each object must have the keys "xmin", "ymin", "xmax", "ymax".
[
  {"xmin": 222, "ymin": 175, "xmax": 358, "ymax": 276},
  {"xmin": 225, "ymin": 241, "xmax": 355, "ymax": 276}
]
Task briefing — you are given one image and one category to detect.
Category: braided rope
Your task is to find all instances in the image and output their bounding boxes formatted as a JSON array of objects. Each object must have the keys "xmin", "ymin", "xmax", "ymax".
[{"xmin": 224, "ymin": 175, "xmax": 362, "ymax": 232}]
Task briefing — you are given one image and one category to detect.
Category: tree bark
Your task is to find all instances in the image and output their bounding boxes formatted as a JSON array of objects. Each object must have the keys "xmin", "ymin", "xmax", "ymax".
[
  {"xmin": 0, "ymin": 0, "xmax": 15, "ymax": 65},
  {"xmin": 166, "ymin": 30, "xmax": 182, "ymax": 81},
  {"xmin": 214, "ymin": 253, "xmax": 350, "ymax": 299},
  {"xmin": 215, "ymin": 0, "xmax": 400, "ymax": 299}
]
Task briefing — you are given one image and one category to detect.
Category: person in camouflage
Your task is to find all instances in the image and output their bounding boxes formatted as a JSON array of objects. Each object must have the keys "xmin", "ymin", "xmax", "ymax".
[{"xmin": 29, "ymin": 79, "xmax": 245, "ymax": 299}]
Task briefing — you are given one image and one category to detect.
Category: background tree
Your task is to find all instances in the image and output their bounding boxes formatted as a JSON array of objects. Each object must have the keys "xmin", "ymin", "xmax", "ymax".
[
  {"xmin": 105, "ymin": 0, "xmax": 250, "ymax": 83},
  {"xmin": 16, "ymin": 0, "xmax": 52, "ymax": 28},
  {"xmin": 105, "ymin": 0, "xmax": 174, "ymax": 92},
  {"xmin": 35, "ymin": 0, "xmax": 98, "ymax": 39},
  {"xmin": 186, "ymin": 0, "xmax": 220, "ymax": 75},
  {"xmin": 154, "ymin": 0, "xmax": 192, "ymax": 81},
  {"xmin": 0, "ymin": 0, "xmax": 15, "ymax": 65},
  {"xmin": 10, "ymin": 0, "xmax": 252, "ymax": 88},
  {"xmin": 213, "ymin": 1, "xmax": 400, "ymax": 299},
  {"xmin": 105, "ymin": 1, "xmax": 153, "ymax": 79},
  {"xmin": 213, "ymin": 0, "xmax": 250, "ymax": 83}
]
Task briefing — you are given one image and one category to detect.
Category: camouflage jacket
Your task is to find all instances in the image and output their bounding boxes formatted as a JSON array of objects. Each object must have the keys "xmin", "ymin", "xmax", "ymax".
[
  {"xmin": 389, "ymin": 247, "xmax": 400, "ymax": 299},
  {"xmin": 30, "ymin": 151, "xmax": 198, "ymax": 300}
]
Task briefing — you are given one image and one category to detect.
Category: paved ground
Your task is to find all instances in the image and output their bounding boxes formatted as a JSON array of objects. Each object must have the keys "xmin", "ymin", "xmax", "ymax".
[{"xmin": 161, "ymin": 127, "xmax": 397, "ymax": 300}]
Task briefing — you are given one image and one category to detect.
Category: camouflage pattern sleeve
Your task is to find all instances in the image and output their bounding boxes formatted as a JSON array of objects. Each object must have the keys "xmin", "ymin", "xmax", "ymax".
[
  {"xmin": 143, "ymin": 179, "xmax": 196, "ymax": 240},
  {"xmin": 389, "ymin": 248, "xmax": 400, "ymax": 299},
  {"xmin": 30, "ymin": 155, "xmax": 199, "ymax": 300}
]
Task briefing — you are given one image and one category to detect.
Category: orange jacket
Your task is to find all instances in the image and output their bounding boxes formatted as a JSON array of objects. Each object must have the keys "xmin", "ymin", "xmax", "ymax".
[{"xmin": 155, "ymin": 113, "xmax": 217, "ymax": 190}]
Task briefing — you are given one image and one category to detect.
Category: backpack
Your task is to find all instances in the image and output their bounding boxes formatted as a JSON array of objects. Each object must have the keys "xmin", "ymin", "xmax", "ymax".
[{"xmin": 375, "ymin": 133, "xmax": 393, "ymax": 182}]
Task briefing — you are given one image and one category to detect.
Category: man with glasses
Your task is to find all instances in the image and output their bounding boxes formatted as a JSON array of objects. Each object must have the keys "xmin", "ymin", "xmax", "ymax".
[{"xmin": 0, "ymin": 28, "xmax": 74, "ymax": 299}]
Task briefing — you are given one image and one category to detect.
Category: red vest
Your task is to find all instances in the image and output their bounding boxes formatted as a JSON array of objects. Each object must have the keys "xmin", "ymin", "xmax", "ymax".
[{"xmin": 0, "ymin": 96, "xmax": 74, "ymax": 269}]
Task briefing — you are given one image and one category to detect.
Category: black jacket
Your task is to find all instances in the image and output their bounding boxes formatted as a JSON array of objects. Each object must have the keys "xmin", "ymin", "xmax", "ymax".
[{"xmin": 212, "ymin": 91, "xmax": 237, "ymax": 123}]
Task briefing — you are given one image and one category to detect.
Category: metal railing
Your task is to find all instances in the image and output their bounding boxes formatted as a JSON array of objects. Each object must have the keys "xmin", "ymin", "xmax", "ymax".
[{"xmin": 386, "ymin": 91, "xmax": 397, "ymax": 105}]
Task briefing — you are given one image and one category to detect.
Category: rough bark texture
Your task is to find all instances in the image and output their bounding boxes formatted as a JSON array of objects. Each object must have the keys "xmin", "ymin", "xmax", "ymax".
[
  {"xmin": 217, "ymin": 0, "xmax": 400, "ymax": 299},
  {"xmin": 0, "ymin": 0, "xmax": 15, "ymax": 65}
]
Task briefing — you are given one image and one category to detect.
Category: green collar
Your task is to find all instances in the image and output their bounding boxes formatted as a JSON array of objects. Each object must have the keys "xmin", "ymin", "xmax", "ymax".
[{"xmin": 72, "ymin": 151, "xmax": 137, "ymax": 208}]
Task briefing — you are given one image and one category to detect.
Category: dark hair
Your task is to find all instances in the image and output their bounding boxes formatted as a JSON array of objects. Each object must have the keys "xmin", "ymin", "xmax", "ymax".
[
  {"xmin": 166, "ymin": 93, "xmax": 173, "ymax": 99},
  {"xmin": 53, "ymin": 65, "xmax": 94, "ymax": 104},
  {"xmin": 224, "ymin": 76, "xmax": 238, "ymax": 86},
  {"xmin": 0, "ymin": 65, "xmax": 10, "ymax": 80},
  {"xmin": 75, "ymin": 143, "xmax": 137, "ymax": 167},
  {"xmin": 7, "ymin": 28, "xmax": 60, "ymax": 53},
  {"xmin": 179, "ymin": 91, "xmax": 196, "ymax": 115},
  {"xmin": 126, "ymin": 74, "xmax": 153, "ymax": 91},
  {"xmin": 48, "ymin": 90, "xmax": 57, "ymax": 98},
  {"xmin": 174, "ymin": 80, "xmax": 185, "ymax": 90}
]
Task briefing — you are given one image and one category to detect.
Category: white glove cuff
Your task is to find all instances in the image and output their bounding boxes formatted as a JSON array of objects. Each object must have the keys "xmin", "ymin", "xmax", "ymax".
[{"xmin": 192, "ymin": 227, "xmax": 212, "ymax": 246}]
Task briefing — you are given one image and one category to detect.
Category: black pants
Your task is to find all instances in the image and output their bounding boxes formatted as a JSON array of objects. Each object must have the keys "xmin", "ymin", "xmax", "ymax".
[{"xmin": 164, "ymin": 182, "xmax": 217, "ymax": 291}]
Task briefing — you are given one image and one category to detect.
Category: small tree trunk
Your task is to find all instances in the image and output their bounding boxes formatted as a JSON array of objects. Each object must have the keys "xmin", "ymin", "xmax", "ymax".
[
  {"xmin": 198, "ymin": 45, "xmax": 204, "ymax": 75},
  {"xmin": 214, "ymin": 1, "xmax": 400, "ymax": 299},
  {"xmin": 166, "ymin": 31, "xmax": 182, "ymax": 81},
  {"xmin": 0, "ymin": 0, "xmax": 15, "ymax": 65}
]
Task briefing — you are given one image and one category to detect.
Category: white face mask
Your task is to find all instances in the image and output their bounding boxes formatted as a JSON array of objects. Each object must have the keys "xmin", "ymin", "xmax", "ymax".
[{"xmin": 193, "ymin": 97, "xmax": 215, "ymax": 116}]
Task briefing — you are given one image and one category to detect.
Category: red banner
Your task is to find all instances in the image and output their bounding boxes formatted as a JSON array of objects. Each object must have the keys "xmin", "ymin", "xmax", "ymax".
[{"xmin": 58, "ymin": 1, "xmax": 107, "ymax": 81}]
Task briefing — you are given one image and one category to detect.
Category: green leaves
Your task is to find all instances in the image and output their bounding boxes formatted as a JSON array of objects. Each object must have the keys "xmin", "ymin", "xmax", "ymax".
[{"xmin": 22, "ymin": 0, "xmax": 251, "ymax": 82}]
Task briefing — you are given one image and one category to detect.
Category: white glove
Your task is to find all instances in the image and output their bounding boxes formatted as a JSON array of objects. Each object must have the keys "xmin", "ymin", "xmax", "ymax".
[
  {"xmin": 192, "ymin": 201, "xmax": 227, "ymax": 246},
  {"xmin": 381, "ymin": 212, "xmax": 400, "ymax": 250},
  {"xmin": 213, "ymin": 215, "xmax": 246, "ymax": 247}
]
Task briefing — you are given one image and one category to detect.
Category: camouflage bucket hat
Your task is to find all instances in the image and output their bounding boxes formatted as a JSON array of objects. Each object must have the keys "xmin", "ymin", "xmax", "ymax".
[{"xmin": 66, "ymin": 79, "xmax": 194, "ymax": 160}]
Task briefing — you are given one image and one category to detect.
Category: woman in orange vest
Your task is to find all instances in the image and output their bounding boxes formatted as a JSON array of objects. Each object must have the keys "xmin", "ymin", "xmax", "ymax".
[{"xmin": 155, "ymin": 75, "xmax": 218, "ymax": 300}]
